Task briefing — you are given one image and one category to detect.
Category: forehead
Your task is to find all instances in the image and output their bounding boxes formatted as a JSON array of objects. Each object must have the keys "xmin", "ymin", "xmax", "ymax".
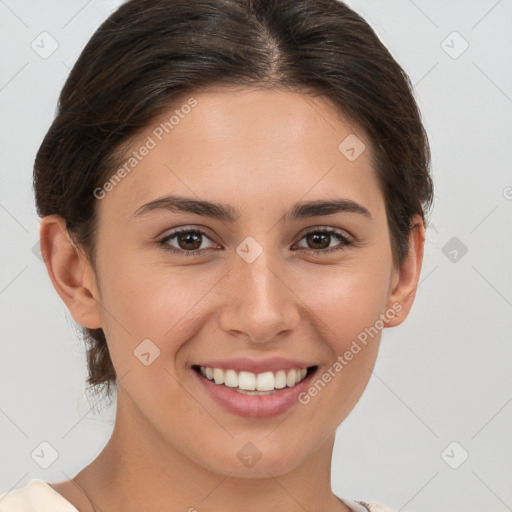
[{"xmin": 96, "ymin": 86, "xmax": 383, "ymax": 221}]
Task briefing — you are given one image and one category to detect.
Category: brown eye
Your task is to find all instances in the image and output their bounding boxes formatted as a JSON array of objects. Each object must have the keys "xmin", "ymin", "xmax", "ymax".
[
  {"xmin": 175, "ymin": 231, "xmax": 203, "ymax": 251},
  {"xmin": 305, "ymin": 232, "xmax": 331, "ymax": 250},
  {"xmin": 158, "ymin": 228, "xmax": 217, "ymax": 256},
  {"xmin": 294, "ymin": 228, "xmax": 353, "ymax": 254}
]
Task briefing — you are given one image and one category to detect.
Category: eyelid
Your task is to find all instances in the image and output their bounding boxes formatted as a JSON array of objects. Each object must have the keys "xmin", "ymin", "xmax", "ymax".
[
  {"xmin": 156, "ymin": 224, "xmax": 218, "ymax": 243},
  {"xmin": 156, "ymin": 226, "xmax": 219, "ymax": 253},
  {"xmin": 294, "ymin": 225, "xmax": 354, "ymax": 244},
  {"xmin": 157, "ymin": 224, "xmax": 354, "ymax": 242}
]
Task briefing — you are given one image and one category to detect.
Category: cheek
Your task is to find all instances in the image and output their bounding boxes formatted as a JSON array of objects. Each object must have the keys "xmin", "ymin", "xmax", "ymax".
[
  {"xmin": 293, "ymin": 265, "xmax": 389, "ymax": 424},
  {"xmin": 299, "ymin": 256, "xmax": 392, "ymax": 346},
  {"xmin": 96, "ymin": 251, "xmax": 224, "ymax": 362}
]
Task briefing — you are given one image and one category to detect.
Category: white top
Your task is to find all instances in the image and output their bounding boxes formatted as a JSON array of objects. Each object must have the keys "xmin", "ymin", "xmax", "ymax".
[{"xmin": 0, "ymin": 479, "xmax": 396, "ymax": 512}]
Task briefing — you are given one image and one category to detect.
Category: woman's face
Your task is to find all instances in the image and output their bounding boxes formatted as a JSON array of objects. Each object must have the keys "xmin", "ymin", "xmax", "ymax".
[{"xmin": 73, "ymin": 87, "xmax": 412, "ymax": 477}]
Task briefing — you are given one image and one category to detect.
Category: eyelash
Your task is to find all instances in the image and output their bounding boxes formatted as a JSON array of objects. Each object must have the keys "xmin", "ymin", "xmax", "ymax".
[{"xmin": 156, "ymin": 227, "xmax": 354, "ymax": 257}]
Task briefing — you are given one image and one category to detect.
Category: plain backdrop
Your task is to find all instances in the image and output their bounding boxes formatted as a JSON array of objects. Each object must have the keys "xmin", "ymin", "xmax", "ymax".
[{"xmin": 0, "ymin": 1, "xmax": 511, "ymax": 511}]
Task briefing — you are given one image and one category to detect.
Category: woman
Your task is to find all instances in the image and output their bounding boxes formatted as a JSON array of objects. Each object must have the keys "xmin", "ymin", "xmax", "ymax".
[{"xmin": 0, "ymin": 0, "xmax": 432, "ymax": 510}]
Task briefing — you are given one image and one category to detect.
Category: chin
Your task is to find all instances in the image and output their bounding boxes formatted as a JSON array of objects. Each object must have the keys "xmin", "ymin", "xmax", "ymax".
[{"xmin": 192, "ymin": 439, "xmax": 310, "ymax": 479}]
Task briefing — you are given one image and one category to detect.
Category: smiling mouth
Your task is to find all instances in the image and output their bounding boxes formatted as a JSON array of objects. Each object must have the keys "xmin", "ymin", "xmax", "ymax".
[{"xmin": 192, "ymin": 365, "xmax": 318, "ymax": 395}]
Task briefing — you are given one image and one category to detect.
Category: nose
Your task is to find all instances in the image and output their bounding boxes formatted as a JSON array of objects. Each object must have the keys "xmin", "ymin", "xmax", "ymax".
[{"xmin": 217, "ymin": 247, "xmax": 301, "ymax": 343}]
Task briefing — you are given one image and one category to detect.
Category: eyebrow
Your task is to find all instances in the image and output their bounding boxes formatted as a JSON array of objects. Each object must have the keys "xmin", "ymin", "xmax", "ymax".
[{"xmin": 133, "ymin": 194, "xmax": 372, "ymax": 222}]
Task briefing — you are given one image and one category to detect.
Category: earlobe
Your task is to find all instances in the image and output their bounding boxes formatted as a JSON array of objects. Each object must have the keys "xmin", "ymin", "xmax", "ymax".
[
  {"xmin": 384, "ymin": 215, "xmax": 425, "ymax": 328},
  {"xmin": 39, "ymin": 215, "xmax": 103, "ymax": 329}
]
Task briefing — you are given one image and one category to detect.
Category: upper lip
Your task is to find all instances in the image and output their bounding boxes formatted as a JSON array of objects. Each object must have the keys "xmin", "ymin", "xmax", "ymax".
[{"xmin": 193, "ymin": 357, "xmax": 316, "ymax": 374}]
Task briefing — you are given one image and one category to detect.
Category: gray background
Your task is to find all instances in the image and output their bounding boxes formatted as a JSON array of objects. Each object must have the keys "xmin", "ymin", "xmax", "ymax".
[{"xmin": 1, "ymin": 1, "xmax": 511, "ymax": 511}]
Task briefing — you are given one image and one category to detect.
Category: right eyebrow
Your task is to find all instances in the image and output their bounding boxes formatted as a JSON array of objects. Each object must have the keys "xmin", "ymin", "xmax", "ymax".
[{"xmin": 133, "ymin": 195, "xmax": 239, "ymax": 222}]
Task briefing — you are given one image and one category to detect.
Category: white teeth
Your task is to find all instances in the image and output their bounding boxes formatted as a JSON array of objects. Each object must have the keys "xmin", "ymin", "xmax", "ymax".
[
  {"xmin": 198, "ymin": 366, "xmax": 311, "ymax": 392},
  {"xmin": 286, "ymin": 369, "xmax": 296, "ymax": 387},
  {"xmin": 274, "ymin": 370, "xmax": 287, "ymax": 389},
  {"xmin": 256, "ymin": 371, "xmax": 275, "ymax": 391},
  {"xmin": 236, "ymin": 389, "xmax": 275, "ymax": 396},
  {"xmin": 238, "ymin": 371, "xmax": 256, "ymax": 390},
  {"xmin": 224, "ymin": 369, "xmax": 238, "ymax": 388},
  {"xmin": 213, "ymin": 368, "xmax": 224, "ymax": 385}
]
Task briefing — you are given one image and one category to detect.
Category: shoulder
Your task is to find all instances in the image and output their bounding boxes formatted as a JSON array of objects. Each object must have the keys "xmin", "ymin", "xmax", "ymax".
[
  {"xmin": 0, "ymin": 479, "xmax": 78, "ymax": 512},
  {"xmin": 341, "ymin": 498, "xmax": 397, "ymax": 512},
  {"xmin": 360, "ymin": 502, "xmax": 397, "ymax": 512}
]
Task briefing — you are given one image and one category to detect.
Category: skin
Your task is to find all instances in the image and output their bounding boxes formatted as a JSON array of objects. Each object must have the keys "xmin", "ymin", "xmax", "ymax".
[{"xmin": 41, "ymin": 86, "xmax": 424, "ymax": 512}]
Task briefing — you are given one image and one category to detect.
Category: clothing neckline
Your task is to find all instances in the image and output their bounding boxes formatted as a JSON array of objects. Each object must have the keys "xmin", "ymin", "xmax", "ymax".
[
  {"xmin": 31, "ymin": 479, "xmax": 368, "ymax": 512},
  {"xmin": 37, "ymin": 480, "xmax": 79, "ymax": 511}
]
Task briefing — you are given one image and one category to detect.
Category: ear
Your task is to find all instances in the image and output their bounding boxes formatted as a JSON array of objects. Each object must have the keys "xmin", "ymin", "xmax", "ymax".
[
  {"xmin": 39, "ymin": 215, "xmax": 102, "ymax": 329},
  {"xmin": 384, "ymin": 214, "xmax": 425, "ymax": 328}
]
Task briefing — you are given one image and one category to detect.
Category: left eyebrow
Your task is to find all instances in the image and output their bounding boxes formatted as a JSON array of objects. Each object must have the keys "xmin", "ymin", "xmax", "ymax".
[
  {"xmin": 132, "ymin": 194, "xmax": 372, "ymax": 222},
  {"xmin": 284, "ymin": 198, "xmax": 372, "ymax": 221}
]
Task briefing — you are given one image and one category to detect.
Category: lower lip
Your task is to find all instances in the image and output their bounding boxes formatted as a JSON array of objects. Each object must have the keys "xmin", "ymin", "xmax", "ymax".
[{"xmin": 192, "ymin": 367, "xmax": 317, "ymax": 419}]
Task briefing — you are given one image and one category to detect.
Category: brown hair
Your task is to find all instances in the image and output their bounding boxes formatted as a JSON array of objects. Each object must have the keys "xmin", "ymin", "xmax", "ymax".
[{"xmin": 33, "ymin": 0, "xmax": 433, "ymax": 401}]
